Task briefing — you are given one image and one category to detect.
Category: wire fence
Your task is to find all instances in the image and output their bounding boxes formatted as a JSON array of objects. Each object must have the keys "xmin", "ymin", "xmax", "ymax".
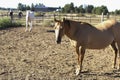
[{"xmin": 0, "ymin": 12, "xmax": 120, "ymax": 27}]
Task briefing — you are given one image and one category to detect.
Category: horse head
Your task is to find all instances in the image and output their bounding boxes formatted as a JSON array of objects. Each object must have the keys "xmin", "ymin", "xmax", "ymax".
[{"xmin": 54, "ymin": 18, "xmax": 66, "ymax": 44}]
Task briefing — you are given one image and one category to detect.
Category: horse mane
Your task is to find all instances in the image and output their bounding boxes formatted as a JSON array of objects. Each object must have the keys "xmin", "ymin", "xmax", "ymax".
[
  {"xmin": 64, "ymin": 19, "xmax": 93, "ymax": 28},
  {"xmin": 79, "ymin": 21, "xmax": 93, "ymax": 27},
  {"xmin": 64, "ymin": 19, "xmax": 70, "ymax": 27}
]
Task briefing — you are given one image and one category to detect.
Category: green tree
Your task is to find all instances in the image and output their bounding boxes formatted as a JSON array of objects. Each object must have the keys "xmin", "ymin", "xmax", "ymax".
[
  {"xmin": 17, "ymin": 3, "xmax": 26, "ymax": 11},
  {"xmin": 62, "ymin": 2, "xmax": 75, "ymax": 13},
  {"xmin": 101, "ymin": 5, "xmax": 109, "ymax": 15},
  {"xmin": 85, "ymin": 5, "xmax": 94, "ymax": 13},
  {"xmin": 79, "ymin": 5, "xmax": 85, "ymax": 13},
  {"xmin": 61, "ymin": 7, "xmax": 64, "ymax": 13},
  {"xmin": 17, "ymin": 3, "xmax": 24, "ymax": 11},
  {"xmin": 96, "ymin": 7, "xmax": 102, "ymax": 15},
  {"xmin": 69, "ymin": 2, "xmax": 75, "ymax": 13},
  {"xmin": 92, "ymin": 5, "xmax": 108, "ymax": 15},
  {"xmin": 26, "ymin": 5, "xmax": 30, "ymax": 10},
  {"xmin": 115, "ymin": 9, "xmax": 120, "ymax": 15},
  {"xmin": 64, "ymin": 4, "xmax": 70, "ymax": 13},
  {"xmin": 74, "ymin": 6, "xmax": 79, "ymax": 13},
  {"xmin": 31, "ymin": 3, "xmax": 35, "ymax": 11}
]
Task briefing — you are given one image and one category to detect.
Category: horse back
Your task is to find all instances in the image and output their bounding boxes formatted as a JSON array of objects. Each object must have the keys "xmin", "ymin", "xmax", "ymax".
[{"xmin": 112, "ymin": 21, "xmax": 120, "ymax": 42}]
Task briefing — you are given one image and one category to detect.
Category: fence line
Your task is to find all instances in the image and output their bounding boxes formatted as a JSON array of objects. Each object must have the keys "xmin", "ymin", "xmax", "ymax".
[{"xmin": 0, "ymin": 13, "xmax": 120, "ymax": 26}]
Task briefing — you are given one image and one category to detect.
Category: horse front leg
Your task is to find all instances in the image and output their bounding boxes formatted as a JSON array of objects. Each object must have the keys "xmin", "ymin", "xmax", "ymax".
[
  {"xmin": 75, "ymin": 46, "xmax": 80, "ymax": 75},
  {"xmin": 29, "ymin": 21, "xmax": 32, "ymax": 31},
  {"xmin": 75, "ymin": 46, "xmax": 85, "ymax": 75},
  {"xmin": 117, "ymin": 43, "xmax": 120, "ymax": 70}
]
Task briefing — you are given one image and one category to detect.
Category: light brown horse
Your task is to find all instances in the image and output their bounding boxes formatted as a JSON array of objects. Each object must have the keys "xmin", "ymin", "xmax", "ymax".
[{"xmin": 54, "ymin": 18, "xmax": 120, "ymax": 75}]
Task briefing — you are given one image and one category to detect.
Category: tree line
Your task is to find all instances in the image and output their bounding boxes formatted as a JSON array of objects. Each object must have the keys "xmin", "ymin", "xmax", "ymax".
[
  {"xmin": 0, "ymin": 2, "xmax": 120, "ymax": 15},
  {"xmin": 17, "ymin": 2, "xmax": 120, "ymax": 15},
  {"xmin": 17, "ymin": 3, "xmax": 44, "ymax": 11},
  {"xmin": 61, "ymin": 2, "xmax": 109, "ymax": 15},
  {"xmin": 17, "ymin": 2, "xmax": 109, "ymax": 15},
  {"xmin": 17, "ymin": 3, "xmax": 46, "ymax": 11}
]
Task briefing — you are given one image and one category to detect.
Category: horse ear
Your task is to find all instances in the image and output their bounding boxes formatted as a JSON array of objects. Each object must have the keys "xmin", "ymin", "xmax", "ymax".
[
  {"xmin": 54, "ymin": 18, "xmax": 57, "ymax": 22},
  {"xmin": 54, "ymin": 18, "xmax": 60, "ymax": 22},
  {"xmin": 63, "ymin": 18, "xmax": 65, "ymax": 22}
]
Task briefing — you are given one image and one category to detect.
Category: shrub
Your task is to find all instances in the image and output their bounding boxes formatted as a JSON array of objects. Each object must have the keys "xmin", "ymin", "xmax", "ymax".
[
  {"xmin": 0, "ymin": 18, "xmax": 22, "ymax": 29},
  {"xmin": 76, "ymin": 13, "xmax": 85, "ymax": 17},
  {"xmin": 35, "ymin": 12, "xmax": 45, "ymax": 17},
  {"xmin": 43, "ymin": 20, "xmax": 54, "ymax": 27}
]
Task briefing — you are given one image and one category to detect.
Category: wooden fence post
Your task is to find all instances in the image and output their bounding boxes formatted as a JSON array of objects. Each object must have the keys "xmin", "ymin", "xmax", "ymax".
[
  {"xmin": 42, "ymin": 15, "xmax": 44, "ymax": 27},
  {"xmin": 101, "ymin": 12, "xmax": 104, "ymax": 22},
  {"xmin": 106, "ymin": 13, "xmax": 109, "ymax": 19},
  {"xmin": 89, "ymin": 16, "xmax": 91, "ymax": 23}
]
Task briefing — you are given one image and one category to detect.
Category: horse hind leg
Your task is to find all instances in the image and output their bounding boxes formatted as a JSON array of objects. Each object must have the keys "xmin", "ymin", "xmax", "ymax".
[
  {"xmin": 116, "ymin": 42, "xmax": 120, "ymax": 70},
  {"xmin": 29, "ymin": 21, "xmax": 32, "ymax": 31},
  {"xmin": 114, "ymin": 39, "xmax": 120, "ymax": 70},
  {"xmin": 111, "ymin": 41, "xmax": 118, "ymax": 69},
  {"xmin": 25, "ymin": 21, "xmax": 28, "ymax": 32}
]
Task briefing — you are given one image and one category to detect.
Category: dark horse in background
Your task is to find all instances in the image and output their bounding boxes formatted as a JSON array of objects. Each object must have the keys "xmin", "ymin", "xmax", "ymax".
[{"xmin": 54, "ymin": 18, "xmax": 120, "ymax": 75}]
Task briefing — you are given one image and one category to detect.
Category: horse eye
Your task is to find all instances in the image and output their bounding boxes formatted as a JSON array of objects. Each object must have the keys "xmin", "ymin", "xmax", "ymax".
[{"xmin": 54, "ymin": 26, "xmax": 57, "ymax": 29}]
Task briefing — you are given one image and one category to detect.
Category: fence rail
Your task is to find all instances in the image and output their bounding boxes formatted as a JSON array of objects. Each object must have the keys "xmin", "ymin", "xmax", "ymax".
[{"xmin": 0, "ymin": 13, "xmax": 120, "ymax": 26}]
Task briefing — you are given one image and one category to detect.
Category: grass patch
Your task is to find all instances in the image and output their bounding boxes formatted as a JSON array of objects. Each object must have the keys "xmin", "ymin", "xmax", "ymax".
[
  {"xmin": 0, "ymin": 18, "xmax": 22, "ymax": 30},
  {"xmin": 43, "ymin": 20, "xmax": 54, "ymax": 27}
]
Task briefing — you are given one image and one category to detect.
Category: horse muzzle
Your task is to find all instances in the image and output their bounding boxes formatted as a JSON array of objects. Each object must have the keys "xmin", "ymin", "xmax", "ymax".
[
  {"xmin": 56, "ymin": 39, "xmax": 61, "ymax": 44},
  {"xmin": 56, "ymin": 37, "xmax": 61, "ymax": 44}
]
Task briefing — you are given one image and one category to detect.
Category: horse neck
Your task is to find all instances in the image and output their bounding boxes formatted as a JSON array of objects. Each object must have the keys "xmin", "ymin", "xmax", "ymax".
[
  {"xmin": 64, "ymin": 21, "xmax": 77, "ymax": 40},
  {"xmin": 64, "ymin": 26, "xmax": 71, "ymax": 38}
]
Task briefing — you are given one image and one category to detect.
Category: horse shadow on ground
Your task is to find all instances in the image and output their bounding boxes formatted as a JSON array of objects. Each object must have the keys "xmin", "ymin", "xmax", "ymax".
[
  {"xmin": 76, "ymin": 70, "xmax": 120, "ymax": 80},
  {"xmin": 46, "ymin": 30, "xmax": 55, "ymax": 33}
]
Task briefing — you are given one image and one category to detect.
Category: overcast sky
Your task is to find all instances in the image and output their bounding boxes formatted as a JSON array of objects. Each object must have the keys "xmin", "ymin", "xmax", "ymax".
[{"xmin": 0, "ymin": 0, "xmax": 119, "ymax": 11}]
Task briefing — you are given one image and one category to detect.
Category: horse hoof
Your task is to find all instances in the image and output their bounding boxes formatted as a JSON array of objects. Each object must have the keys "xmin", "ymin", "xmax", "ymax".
[
  {"xmin": 114, "ymin": 66, "xmax": 118, "ymax": 70},
  {"xmin": 25, "ymin": 29, "xmax": 27, "ymax": 32},
  {"xmin": 75, "ymin": 68, "xmax": 80, "ymax": 75},
  {"xmin": 29, "ymin": 29, "xmax": 32, "ymax": 32},
  {"xmin": 112, "ymin": 66, "xmax": 117, "ymax": 69}
]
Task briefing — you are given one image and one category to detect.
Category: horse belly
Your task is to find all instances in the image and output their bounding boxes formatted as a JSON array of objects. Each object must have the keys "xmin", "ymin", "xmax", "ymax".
[
  {"xmin": 87, "ymin": 35, "xmax": 114, "ymax": 49},
  {"xmin": 70, "ymin": 39, "xmax": 77, "ymax": 47},
  {"xmin": 87, "ymin": 43, "xmax": 111, "ymax": 49}
]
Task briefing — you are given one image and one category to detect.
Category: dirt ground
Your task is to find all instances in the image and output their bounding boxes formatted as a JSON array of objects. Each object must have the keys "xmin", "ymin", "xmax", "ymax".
[{"xmin": 0, "ymin": 26, "xmax": 120, "ymax": 80}]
